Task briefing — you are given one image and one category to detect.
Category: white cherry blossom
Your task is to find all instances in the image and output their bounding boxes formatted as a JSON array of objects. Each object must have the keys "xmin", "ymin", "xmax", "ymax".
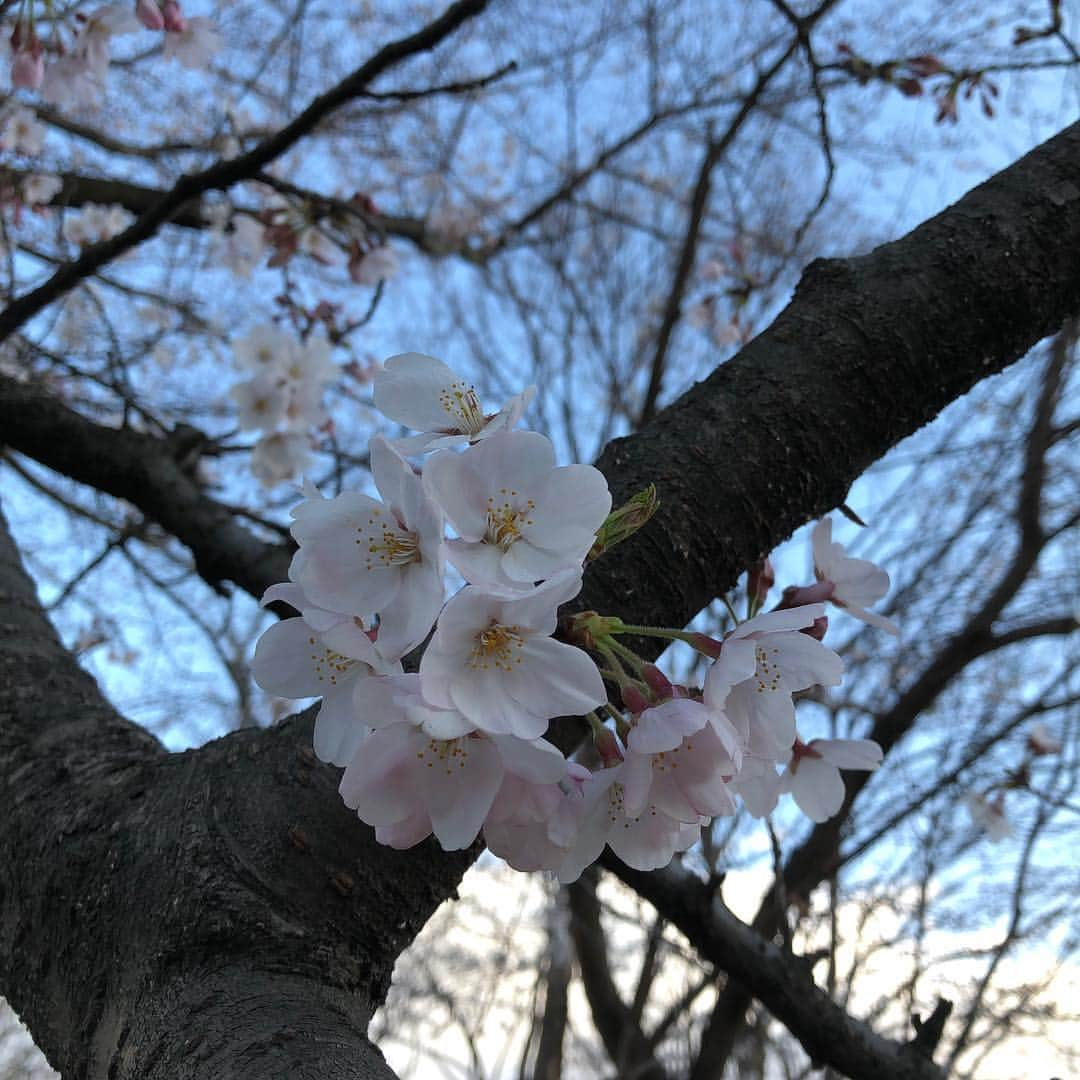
[
  {"xmin": 0, "ymin": 107, "xmax": 45, "ymax": 155},
  {"xmin": 21, "ymin": 173, "xmax": 63, "ymax": 206},
  {"xmin": 214, "ymin": 214, "xmax": 266, "ymax": 278},
  {"xmin": 288, "ymin": 439, "xmax": 444, "ymax": 658},
  {"xmin": 623, "ymin": 699, "xmax": 739, "ymax": 822},
  {"xmin": 965, "ymin": 790, "xmax": 1011, "ymax": 842},
  {"xmin": 419, "ymin": 570, "xmax": 606, "ymax": 739},
  {"xmin": 232, "ymin": 324, "xmax": 295, "ymax": 374},
  {"xmin": 484, "ymin": 761, "xmax": 591, "ymax": 872},
  {"xmin": 42, "ymin": 55, "xmax": 101, "ymax": 108},
  {"xmin": 812, "ymin": 517, "xmax": 899, "ymax": 635},
  {"xmin": 163, "ymin": 16, "xmax": 222, "ymax": 69},
  {"xmin": 80, "ymin": 5, "xmax": 141, "ymax": 78},
  {"xmin": 779, "ymin": 737, "xmax": 883, "ymax": 822},
  {"xmin": 373, "ymin": 352, "xmax": 535, "ymax": 453},
  {"xmin": 251, "ymin": 613, "xmax": 399, "ymax": 767},
  {"xmin": 230, "ymin": 372, "xmax": 287, "ymax": 431},
  {"xmin": 350, "ymin": 244, "xmax": 398, "ymax": 285},
  {"xmin": 251, "ymin": 430, "xmax": 312, "ymax": 488},
  {"xmin": 338, "ymin": 721, "xmax": 567, "ymax": 852},
  {"xmin": 553, "ymin": 760, "xmax": 704, "ymax": 883},
  {"xmin": 704, "ymin": 604, "xmax": 843, "ymax": 760},
  {"xmin": 425, "ymin": 430, "xmax": 611, "ymax": 590}
]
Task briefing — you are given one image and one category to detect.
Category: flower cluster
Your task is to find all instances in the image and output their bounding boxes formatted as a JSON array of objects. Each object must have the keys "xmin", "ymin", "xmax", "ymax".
[
  {"xmin": 5, "ymin": 2, "xmax": 219, "ymax": 102},
  {"xmin": 253, "ymin": 355, "xmax": 895, "ymax": 881},
  {"xmin": 229, "ymin": 324, "xmax": 337, "ymax": 488},
  {"xmin": 61, "ymin": 203, "xmax": 134, "ymax": 247}
]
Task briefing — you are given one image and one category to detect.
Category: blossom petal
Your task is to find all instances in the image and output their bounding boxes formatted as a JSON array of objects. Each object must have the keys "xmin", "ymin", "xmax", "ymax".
[{"xmin": 787, "ymin": 757, "xmax": 845, "ymax": 822}]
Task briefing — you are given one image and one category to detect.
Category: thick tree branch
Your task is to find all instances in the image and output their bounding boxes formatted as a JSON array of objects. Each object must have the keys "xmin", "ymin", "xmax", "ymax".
[
  {"xmin": 0, "ymin": 500, "xmax": 475, "ymax": 1079},
  {"xmin": 601, "ymin": 856, "xmax": 948, "ymax": 1080},
  {"xmin": 698, "ymin": 338, "xmax": 1076, "ymax": 1066},
  {"xmin": 0, "ymin": 385, "xmax": 290, "ymax": 598}
]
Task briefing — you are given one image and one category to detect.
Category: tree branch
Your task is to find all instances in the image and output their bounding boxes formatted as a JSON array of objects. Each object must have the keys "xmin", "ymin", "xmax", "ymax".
[
  {"xmin": 0, "ymin": 0, "xmax": 490, "ymax": 342},
  {"xmin": 601, "ymin": 856, "xmax": 949, "ymax": 1080}
]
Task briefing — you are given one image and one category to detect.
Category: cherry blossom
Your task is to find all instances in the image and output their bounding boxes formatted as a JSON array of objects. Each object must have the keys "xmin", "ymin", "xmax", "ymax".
[
  {"xmin": 135, "ymin": 0, "xmax": 166, "ymax": 32},
  {"xmin": 9, "ymin": 34, "xmax": 44, "ymax": 90},
  {"xmin": 623, "ymin": 700, "xmax": 739, "ymax": 822},
  {"xmin": 553, "ymin": 759, "xmax": 704, "ymax": 883},
  {"xmin": 61, "ymin": 204, "xmax": 134, "ymax": 247},
  {"xmin": 779, "ymin": 737, "xmax": 883, "ymax": 822},
  {"xmin": 80, "ymin": 5, "xmax": 141, "ymax": 79},
  {"xmin": 230, "ymin": 372, "xmax": 288, "ymax": 431},
  {"xmin": 418, "ymin": 570, "xmax": 606, "ymax": 739},
  {"xmin": 232, "ymin": 324, "xmax": 295, "ymax": 373},
  {"xmin": 162, "ymin": 16, "xmax": 221, "ymax": 70},
  {"xmin": 213, "ymin": 214, "xmax": 266, "ymax": 278},
  {"xmin": 338, "ymin": 721, "xmax": 568, "ymax": 851},
  {"xmin": 349, "ymin": 244, "xmax": 398, "ymax": 285},
  {"xmin": 20, "ymin": 173, "xmax": 63, "ymax": 206},
  {"xmin": 251, "ymin": 613, "xmax": 400, "ymax": 767},
  {"xmin": 288, "ymin": 438, "xmax": 445, "ymax": 658},
  {"xmin": 42, "ymin": 55, "xmax": 100, "ymax": 108},
  {"xmin": 251, "ymin": 430, "xmax": 312, "ymax": 488},
  {"xmin": 425, "ymin": 430, "xmax": 611, "ymax": 590},
  {"xmin": 484, "ymin": 762, "xmax": 592, "ymax": 871},
  {"xmin": 373, "ymin": 352, "xmax": 536, "ymax": 453},
  {"xmin": 0, "ymin": 107, "xmax": 45, "ymax": 155},
  {"xmin": 811, "ymin": 517, "xmax": 899, "ymax": 635},
  {"xmin": 352, "ymin": 673, "xmax": 473, "ymax": 740},
  {"xmin": 964, "ymin": 790, "xmax": 1011, "ymax": 842},
  {"xmin": 1027, "ymin": 723, "xmax": 1062, "ymax": 756},
  {"xmin": 703, "ymin": 604, "xmax": 843, "ymax": 760}
]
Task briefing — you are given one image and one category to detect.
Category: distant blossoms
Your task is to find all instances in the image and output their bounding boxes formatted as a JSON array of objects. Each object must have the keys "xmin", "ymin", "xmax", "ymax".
[
  {"xmin": 252, "ymin": 354, "xmax": 896, "ymax": 880},
  {"xmin": 4, "ymin": 1, "xmax": 221, "ymax": 104},
  {"xmin": 229, "ymin": 324, "xmax": 337, "ymax": 488}
]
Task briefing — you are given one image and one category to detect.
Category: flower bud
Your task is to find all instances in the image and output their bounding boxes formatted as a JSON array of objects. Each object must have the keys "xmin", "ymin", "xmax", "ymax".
[
  {"xmin": 1026, "ymin": 723, "xmax": 1062, "ymax": 756},
  {"xmin": 135, "ymin": 0, "xmax": 166, "ymax": 30},
  {"xmin": 11, "ymin": 47, "xmax": 45, "ymax": 90},
  {"xmin": 689, "ymin": 632, "xmax": 723, "ymax": 659},
  {"xmin": 621, "ymin": 685, "xmax": 651, "ymax": 715},
  {"xmin": 777, "ymin": 581, "xmax": 835, "ymax": 609},
  {"xmin": 747, "ymin": 557, "xmax": 775, "ymax": 607},
  {"xmin": 641, "ymin": 664, "xmax": 672, "ymax": 697},
  {"xmin": 588, "ymin": 484, "xmax": 659, "ymax": 561},
  {"xmin": 161, "ymin": 0, "xmax": 187, "ymax": 32},
  {"xmin": 594, "ymin": 727, "xmax": 624, "ymax": 768}
]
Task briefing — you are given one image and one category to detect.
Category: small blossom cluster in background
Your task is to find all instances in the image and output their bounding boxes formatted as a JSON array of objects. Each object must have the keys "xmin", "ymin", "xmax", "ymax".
[
  {"xmin": 4, "ymin": 1, "xmax": 220, "ymax": 104},
  {"xmin": 964, "ymin": 722, "xmax": 1065, "ymax": 843},
  {"xmin": 229, "ymin": 325, "xmax": 338, "ymax": 488},
  {"xmin": 253, "ymin": 356, "xmax": 898, "ymax": 881}
]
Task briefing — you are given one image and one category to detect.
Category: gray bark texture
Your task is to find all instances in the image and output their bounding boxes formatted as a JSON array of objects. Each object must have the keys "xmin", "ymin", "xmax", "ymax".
[{"xmin": 1, "ymin": 119, "xmax": 1079, "ymax": 1078}]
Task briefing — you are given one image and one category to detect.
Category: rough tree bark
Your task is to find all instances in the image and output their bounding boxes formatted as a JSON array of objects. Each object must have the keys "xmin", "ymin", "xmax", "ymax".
[{"xmin": 1, "ymin": 120, "xmax": 1079, "ymax": 1079}]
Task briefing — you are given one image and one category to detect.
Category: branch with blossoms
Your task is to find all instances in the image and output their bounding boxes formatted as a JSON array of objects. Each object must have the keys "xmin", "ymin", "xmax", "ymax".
[{"xmin": 252, "ymin": 351, "xmax": 897, "ymax": 884}]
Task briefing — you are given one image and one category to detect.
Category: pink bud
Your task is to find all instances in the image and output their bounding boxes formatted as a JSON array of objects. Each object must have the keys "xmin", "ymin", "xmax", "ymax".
[
  {"xmin": 135, "ymin": 0, "xmax": 166, "ymax": 30},
  {"xmin": 621, "ymin": 685, "xmax": 651, "ymax": 715},
  {"xmin": 747, "ymin": 557, "xmax": 775, "ymax": 605},
  {"xmin": 1027, "ymin": 723, "xmax": 1062, "ymax": 756},
  {"xmin": 777, "ymin": 581, "xmax": 835, "ymax": 609},
  {"xmin": 594, "ymin": 727, "xmax": 624, "ymax": 768},
  {"xmin": 161, "ymin": 0, "xmax": 187, "ymax": 32},
  {"xmin": 11, "ymin": 46, "xmax": 45, "ymax": 90},
  {"xmin": 641, "ymin": 664, "xmax": 673, "ymax": 697},
  {"xmin": 689, "ymin": 632, "xmax": 723, "ymax": 659},
  {"xmin": 801, "ymin": 615, "xmax": 828, "ymax": 641}
]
